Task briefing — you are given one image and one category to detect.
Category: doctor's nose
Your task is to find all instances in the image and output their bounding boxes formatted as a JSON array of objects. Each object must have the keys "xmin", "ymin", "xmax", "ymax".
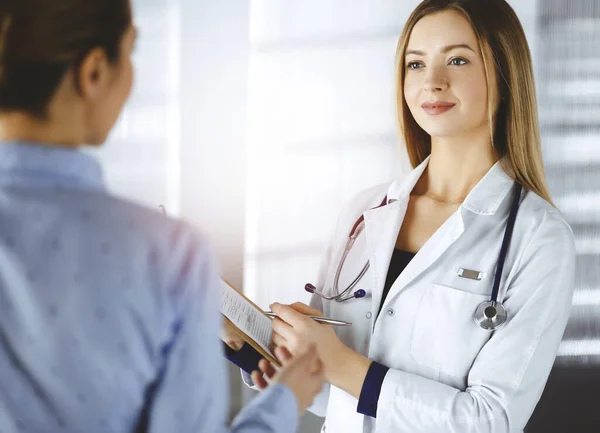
[{"xmin": 422, "ymin": 67, "xmax": 448, "ymax": 92}]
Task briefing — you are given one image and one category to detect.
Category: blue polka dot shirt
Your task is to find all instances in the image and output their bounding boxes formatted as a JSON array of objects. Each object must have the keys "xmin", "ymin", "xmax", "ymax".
[{"xmin": 0, "ymin": 141, "xmax": 297, "ymax": 433}]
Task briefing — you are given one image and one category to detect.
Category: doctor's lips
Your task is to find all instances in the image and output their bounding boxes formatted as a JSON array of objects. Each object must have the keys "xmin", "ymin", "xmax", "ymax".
[{"xmin": 421, "ymin": 101, "xmax": 456, "ymax": 115}]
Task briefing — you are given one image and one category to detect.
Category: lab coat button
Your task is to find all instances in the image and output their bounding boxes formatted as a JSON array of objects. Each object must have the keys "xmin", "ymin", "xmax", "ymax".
[
  {"xmin": 366, "ymin": 312, "xmax": 372, "ymax": 319},
  {"xmin": 387, "ymin": 308, "xmax": 395, "ymax": 316}
]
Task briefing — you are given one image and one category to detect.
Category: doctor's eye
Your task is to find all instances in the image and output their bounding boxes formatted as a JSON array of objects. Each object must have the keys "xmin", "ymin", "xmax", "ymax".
[
  {"xmin": 406, "ymin": 61, "xmax": 424, "ymax": 70},
  {"xmin": 449, "ymin": 57, "xmax": 468, "ymax": 66}
]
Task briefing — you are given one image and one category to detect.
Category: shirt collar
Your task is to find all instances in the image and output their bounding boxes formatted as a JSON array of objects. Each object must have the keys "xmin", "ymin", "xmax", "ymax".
[
  {"xmin": 0, "ymin": 141, "xmax": 105, "ymax": 191},
  {"xmin": 386, "ymin": 155, "xmax": 515, "ymax": 216}
]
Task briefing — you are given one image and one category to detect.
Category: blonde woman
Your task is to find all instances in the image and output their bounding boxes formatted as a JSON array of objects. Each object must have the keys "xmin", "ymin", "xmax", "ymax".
[{"xmin": 224, "ymin": 0, "xmax": 576, "ymax": 432}]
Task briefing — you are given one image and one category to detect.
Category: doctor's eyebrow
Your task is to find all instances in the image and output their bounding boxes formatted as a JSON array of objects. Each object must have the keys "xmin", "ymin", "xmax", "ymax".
[{"xmin": 405, "ymin": 43, "xmax": 476, "ymax": 56}]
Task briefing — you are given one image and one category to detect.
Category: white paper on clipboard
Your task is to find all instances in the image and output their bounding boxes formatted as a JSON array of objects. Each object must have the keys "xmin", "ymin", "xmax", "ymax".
[{"xmin": 220, "ymin": 280, "xmax": 275, "ymax": 358}]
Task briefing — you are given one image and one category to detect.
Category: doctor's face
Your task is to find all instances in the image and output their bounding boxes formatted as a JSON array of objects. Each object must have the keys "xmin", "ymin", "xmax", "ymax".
[{"xmin": 403, "ymin": 10, "xmax": 499, "ymax": 140}]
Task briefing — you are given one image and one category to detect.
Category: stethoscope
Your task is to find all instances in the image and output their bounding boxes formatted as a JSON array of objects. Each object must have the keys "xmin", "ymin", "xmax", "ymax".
[
  {"xmin": 305, "ymin": 196, "xmax": 387, "ymax": 302},
  {"xmin": 305, "ymin": 183, "xmax": 523, "ymax": 331}
]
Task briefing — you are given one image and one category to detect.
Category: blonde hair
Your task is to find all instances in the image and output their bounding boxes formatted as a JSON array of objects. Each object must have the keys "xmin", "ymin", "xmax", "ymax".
[{"xmin": 396, "ymin": 0, "xmax": 553, "ymax": 205}]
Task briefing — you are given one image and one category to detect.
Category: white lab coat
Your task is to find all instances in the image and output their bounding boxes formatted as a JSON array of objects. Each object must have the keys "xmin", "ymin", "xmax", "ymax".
[
  {"xmin": 243, "ymin": 156, "xmax": 575, "ymax": 433},
  {"xmin": 307, "ymin": 156, "xmax": 575, "ymax": 433}
]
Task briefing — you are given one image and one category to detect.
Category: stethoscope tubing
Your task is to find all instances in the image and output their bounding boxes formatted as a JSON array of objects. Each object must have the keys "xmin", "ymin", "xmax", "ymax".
[
  {"xmin": 489, "ymin": 183, "xmax": 522, "ymax": 303},
  {"xmin": 331, "ymin": 225, "xmax": 370, "ymax": 300}
]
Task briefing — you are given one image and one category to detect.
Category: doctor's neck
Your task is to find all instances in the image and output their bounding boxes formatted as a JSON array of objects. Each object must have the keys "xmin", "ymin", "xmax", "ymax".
[{"xmin": 415, "ymin": 133, "xmax": 498, "ymax": 204}]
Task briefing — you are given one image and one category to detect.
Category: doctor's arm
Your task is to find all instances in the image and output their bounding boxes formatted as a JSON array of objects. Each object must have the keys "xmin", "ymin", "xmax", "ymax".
[{"xmin": 271, "ymin": 215, "xmax": 576, "ymax": 432}]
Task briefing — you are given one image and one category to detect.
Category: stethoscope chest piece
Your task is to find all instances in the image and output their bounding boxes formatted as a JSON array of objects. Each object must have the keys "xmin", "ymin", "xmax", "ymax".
[{"xmin": 473, "ymin": 300, "xmax": 507, "ymax": 331}]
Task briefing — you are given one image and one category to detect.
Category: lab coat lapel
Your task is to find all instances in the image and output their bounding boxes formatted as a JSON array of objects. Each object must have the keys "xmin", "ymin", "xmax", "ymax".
[
  {"xmin": 364, "ymin": 199, "xmax": 407, "ymax": 329},
  {"xmin": 378, "ymin": 209, "xmax": 465, "ymax": 314},
  {"xmin": 374, "ymin": 157, "xmax": 514, "ymax": 317},
  {"xmin": 363, "ymin": 157, "xmax": 430, "ymax": 330}
]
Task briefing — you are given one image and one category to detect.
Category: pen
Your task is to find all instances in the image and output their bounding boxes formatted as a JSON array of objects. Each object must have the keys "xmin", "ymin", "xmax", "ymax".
[{"xmin": 264, "ymin": 312, "xmax": 353, "ymax": 327}]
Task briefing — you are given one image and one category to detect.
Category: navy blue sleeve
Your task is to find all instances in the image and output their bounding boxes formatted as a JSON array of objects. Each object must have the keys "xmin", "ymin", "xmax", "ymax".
[
  {"xmin": 356, "ymin": 361, "xmax": 390, "ymax": 418},
  {"xmin": 223, "ymin": 342, "xmax": 264, "ymax": 374}
]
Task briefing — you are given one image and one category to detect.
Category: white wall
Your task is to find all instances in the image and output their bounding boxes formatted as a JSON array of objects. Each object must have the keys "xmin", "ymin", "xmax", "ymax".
[
  {"xmin": 178, "ymin": 0, "xmax": 251, "ymax": 420},
  {"xmin": 179, "ymin": 0, "xmax": 250, "ymax": 291}
]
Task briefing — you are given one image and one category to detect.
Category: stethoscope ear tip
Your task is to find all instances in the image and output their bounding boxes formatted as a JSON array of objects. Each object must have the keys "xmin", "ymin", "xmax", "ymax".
[
  {"xmin": 354, "ymin": 289, "xmax": 366, "ymax": 298},
  {"xmin": 305, "ymin": 283, "xmax": 317, "ymax": 293}
]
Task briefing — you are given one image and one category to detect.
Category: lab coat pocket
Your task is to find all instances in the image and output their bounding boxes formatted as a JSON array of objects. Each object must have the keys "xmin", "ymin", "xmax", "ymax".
[{"xmin": 410, "ymin": 283, "xmax": 491, "ymax": 379}]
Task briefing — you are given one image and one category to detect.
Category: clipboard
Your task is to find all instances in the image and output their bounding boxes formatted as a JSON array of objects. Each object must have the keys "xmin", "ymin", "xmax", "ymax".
[{"xmin": 220, "ymin": 279, "xmax": 281, "ymax": 367}]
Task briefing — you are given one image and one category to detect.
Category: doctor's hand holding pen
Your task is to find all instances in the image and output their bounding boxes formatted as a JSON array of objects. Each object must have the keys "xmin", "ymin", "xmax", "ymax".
[{"xmin": 270, "ymin": 302, "xmax": 371, "ymax": 398}]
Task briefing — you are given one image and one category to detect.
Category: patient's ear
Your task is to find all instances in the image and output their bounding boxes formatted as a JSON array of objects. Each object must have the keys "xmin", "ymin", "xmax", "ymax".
[{"xmin": 74, "ymin": 47, "xmax": 112, "ymax": 100}]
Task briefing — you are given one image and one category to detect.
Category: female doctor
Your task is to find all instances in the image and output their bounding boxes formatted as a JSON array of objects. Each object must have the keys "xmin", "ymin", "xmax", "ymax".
[{"xmin": 224, "ymin": 0, "xmax": 576, "ymax": 432}]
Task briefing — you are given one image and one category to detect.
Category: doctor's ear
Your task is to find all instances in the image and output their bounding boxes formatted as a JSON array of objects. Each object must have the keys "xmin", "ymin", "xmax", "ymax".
[{"xmin": 74, "ymin": 47, "xmax": 112, "ymax": 99}]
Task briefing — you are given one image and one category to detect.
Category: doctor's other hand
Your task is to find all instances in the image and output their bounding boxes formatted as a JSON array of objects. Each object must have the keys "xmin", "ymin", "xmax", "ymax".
[
  {"xmin": 252, "ymin": 344, "xmax": 324, "ymax": 414},
  {"xmin": 250, "ymin": 345, "xmax": 293, "ymax": 389},
  {"xmin": 220, "ymin": 320, "xmax": 245, "ymax": 352}
]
